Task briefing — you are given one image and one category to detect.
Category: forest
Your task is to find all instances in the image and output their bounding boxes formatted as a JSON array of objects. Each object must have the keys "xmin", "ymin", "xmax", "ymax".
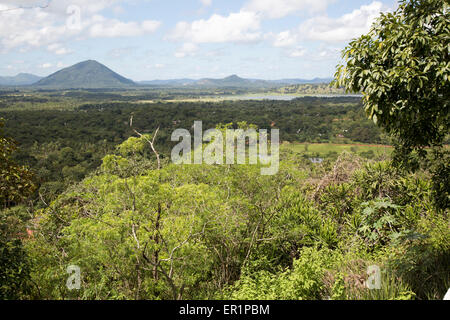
[
  {"xmin": 1, "ymin": 90, "xmax": 448, "ymax": 300},
  {"xmin": 0, "ymin": 0, "xmax": 449, "ymax": 302},
  {"xmin": 0, "ymin": 96, "xmax": 385, "ymax": 204}
]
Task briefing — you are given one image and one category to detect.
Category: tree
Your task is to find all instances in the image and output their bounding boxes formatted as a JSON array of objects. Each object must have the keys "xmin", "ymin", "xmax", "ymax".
[
  {"xmin": 334, "ymin": 0, "xmax": 449, "ymax": 150},
  {"xmin": 334, "ymin": 0, "xmax": 449, "ymax": 209},
  {"xmin": 0, "ymin": 119, "xmax": 36, "ymax": 299},
  {"xmin": 1, "ymin": 118, "xmax": 36, "ymax": 208}
]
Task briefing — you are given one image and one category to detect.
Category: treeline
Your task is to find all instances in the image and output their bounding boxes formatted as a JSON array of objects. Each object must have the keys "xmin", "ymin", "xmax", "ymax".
[
  {"xmin": 277, "ymin": 84, "xmax": 347, "ymax": 95},
  {"xmin": 2, "ymin": 97, "xmax": 382, "ymax": 147}
]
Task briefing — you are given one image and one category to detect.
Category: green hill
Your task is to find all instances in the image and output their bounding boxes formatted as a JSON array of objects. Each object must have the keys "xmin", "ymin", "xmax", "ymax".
[
  {"xmin": 0, "ymin": 73, "xmax": 42, "ymax": 86},
  {"xmin": 195, "ymin": 74, "xmax": 273, "ymax": 88},
  {"xmin": 34, "ymin": 60, "xmax": 135, "ymax": 88}
]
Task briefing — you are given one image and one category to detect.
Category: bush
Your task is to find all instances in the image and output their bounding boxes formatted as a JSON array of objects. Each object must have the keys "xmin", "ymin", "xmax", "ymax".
[{"xmin": 223, "ymin": 247, "xmax": 341, "ymax": 300}]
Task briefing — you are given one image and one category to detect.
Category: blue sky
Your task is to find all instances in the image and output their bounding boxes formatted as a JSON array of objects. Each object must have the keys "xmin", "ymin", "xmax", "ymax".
[{"xmin": 0, "ymin": 0, "xmax": 398, "ymax": 80}]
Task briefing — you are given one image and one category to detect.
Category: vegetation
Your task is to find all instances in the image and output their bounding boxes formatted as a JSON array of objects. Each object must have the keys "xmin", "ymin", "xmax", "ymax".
[
  {"xmin": 0, "ymin": 96, "xmax": 383, "ymax": 204},
  {"xmin": 335, "ymin": 0, "xmax": 449, "ymax": 209},
  {"xmin": 1, "ymin": 136, "xmax": 447, "ymax": 300},
  {"xmin": 1, "ymin": 118, "xmax": 35, "ymax": 299},
  {"xmin": 277, "ymin": 83, "xmax": 347, "ymax": 95},
  {"xmin": 0, "ymin": 0, "xmax": 448, "ymax": 301}
]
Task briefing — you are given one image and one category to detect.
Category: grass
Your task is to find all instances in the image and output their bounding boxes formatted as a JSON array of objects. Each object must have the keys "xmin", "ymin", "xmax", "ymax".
[{"xmin": 282, "ymin": 142, "xmax": 393, "ymax": 158}]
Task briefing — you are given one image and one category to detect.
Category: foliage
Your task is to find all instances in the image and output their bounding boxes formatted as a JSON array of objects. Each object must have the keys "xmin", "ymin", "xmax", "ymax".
[
  {"xmin": 335, "ymin": 0, "xmax": 449, "ymax": 150},
  {"xmin": 357, "ymin": 199, "xmax": 404, "ymax": 248},
  {"xmin": 0, "ymin": 206, "xmax": 33, "ymax": 299},
  {"xmin": 13, "ymin": 136, "xmax": 446, "ymax": 300},
  {"xmin": 223, "ymin": 247, "xmax": 341, "ymax": 300},
  {"xmin": 0, "ymin": 119, "xmax": 35, "ymax": 208},
  {"xmin": 0, "ymin": 120, "xmax": 35, "ymax": 299},
  {"xmin": 334, "ymin": 0, "xmax": 450, "ymax": 210},
  {"xmin": 0, "ymin": 76, "xmax": 448, "ymax": 300}
]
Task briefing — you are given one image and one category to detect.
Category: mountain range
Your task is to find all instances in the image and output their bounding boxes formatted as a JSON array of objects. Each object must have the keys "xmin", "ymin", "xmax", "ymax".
[
  {"xmin": 138, "ymin": 75, "xmax": 333, "ymax": 87},
  {"xmin": 0, "ymin": 60, "xmax": 333, "ymax": 88},
  {"xmin": 0, "ymin": 73, "xmax": 42, "ymax": 86}
]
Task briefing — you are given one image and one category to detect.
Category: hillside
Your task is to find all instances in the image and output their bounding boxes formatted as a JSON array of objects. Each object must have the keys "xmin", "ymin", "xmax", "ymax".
[
  {"xmin": 34, "ymin": 60, "xmax": 135, "ymax": 88},
  {"xmin": 0, "ymin": 73, "xmax": 42, "ymax": 86},
  {"xmin": 138, "ymin": 75, "xmax": 333, "ymax": 88},
  {"xmin": 195, "ymin": 74, "xmax": 261, "ymax": 87}
]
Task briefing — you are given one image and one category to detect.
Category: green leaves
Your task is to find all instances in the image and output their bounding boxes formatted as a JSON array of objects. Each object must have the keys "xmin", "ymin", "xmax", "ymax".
[
  {"xmin": 358, "ymin": 198, "xmax": 405, "ymax": 248},
  {"xmin": 335, "ymin": 0, "xmax": 449, "ymax": 151},
  {"xmin": 0, "ymin": 118, "xmax": 36, "ymax": 208},
  {"xmin": 335, "ymin": 0, "xmax": 450, "ymax": 211}
]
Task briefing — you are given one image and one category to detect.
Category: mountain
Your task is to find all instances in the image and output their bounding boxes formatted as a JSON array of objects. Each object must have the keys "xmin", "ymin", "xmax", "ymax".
[
  {"xmin": 195, "ymin": 74, "xmax": 259, "ymax": 87},
  {"xmin": 140, "ymin": 75, "xmax": 273, "ymax": 88},
  {"xmin": 138, "ymin": 79, "xmax": 197, "ymax": 86},
  {"xmin": 268, "ymin": 78, "xmax": 334, "ymax": 85},
  {"xmin": 29, "ymin": 60, "xmax": 332, "ymax": 88},
  {"xmin": 137, "ymin": 75, "xmax": 333, "ymax": 88},
  {"xmin": 34, "ymin": 60, "xmax": 135, "ymax": 88},
  {"xmin": 0, "ymin": 73, "xmax": 42, "ymax": 86},
  {"xmin": 193, "ymin": 75, "xmax": 333, "ymax": 87}
]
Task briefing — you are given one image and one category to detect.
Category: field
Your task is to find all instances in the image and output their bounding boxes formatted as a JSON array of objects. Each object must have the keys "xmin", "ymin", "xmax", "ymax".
[{"xmin": 283, "ymin": 142, "xmax": 393, "ymax": 157}]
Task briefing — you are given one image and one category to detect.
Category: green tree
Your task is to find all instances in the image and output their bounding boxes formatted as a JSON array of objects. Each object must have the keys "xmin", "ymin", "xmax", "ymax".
[
  {"xmin": 0, "ymin": 119, "xmax": 36, "ymax": 299},
  {"xmin": 334, "ymin": 0, "xmax": 449, "ymax": 149},
  {"xmin": 1, "ymin": 119, "xmax": 36, "ymax": 208},
  {"xmin": 334, "ymin": 0, "xmax": 449, "ymax": 209}
]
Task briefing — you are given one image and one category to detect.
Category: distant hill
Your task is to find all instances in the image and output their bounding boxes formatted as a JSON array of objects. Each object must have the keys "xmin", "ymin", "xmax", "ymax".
[
  {"xmin": 268, "ymin": 78, "xmax": 334, "ymax": 85},
  {"xmin": 0, "ymin": 73, "xmax": 42, "ymax": 86},
  {"xmin": 138, "ymin": 79, "xmax": 197, "ymax": 86},
  {"xmin": 34, "ymin": 60, "xmax": 135, "ymax": 88},
  {"xmin": 11, "ymin": 59, "xmax": 333, "ymax": 89},
  {"xmin": 138, "ymin": 75, "xmax": 333, "ymax": 88},
  {"xmin": 138, "ymin": 75, "xmax": 259, "ymax": 87},
  {"xmin": 195, "ymin": 75, "xmax": 264, "ymax": 87}
]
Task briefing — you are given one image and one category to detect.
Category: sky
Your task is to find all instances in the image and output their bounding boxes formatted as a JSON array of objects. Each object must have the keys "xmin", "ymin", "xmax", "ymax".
[{"xmin": 0, "ymin": 0, "xmax": 399, "ymax": 80}]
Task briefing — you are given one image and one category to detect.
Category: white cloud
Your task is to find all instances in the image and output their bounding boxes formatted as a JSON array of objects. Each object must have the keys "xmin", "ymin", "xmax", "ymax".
[
  {"xmin": 89, "ymin": 17, "xmax": 160, "ymax": 38},
  {"xmin": 0, "ymin": 1, "xmax": 161, "ymax": 52},
  {"xmin": 169, "ymin": 10, "xmax": 261, "ymax": 44},
  {"xmin": 271, "ymin": 30, "xmax": 298, "ymax": 47},
  {"xmin": 0, "ymin": 1, "xmax": 122, "ymax": 15},
  {"xmin": 47, "ymin": 43, "xmax": 72, "ymax": 55},
  {"xmin": 145, "ymin": 63, "xmax": 165, "ymax": 69},
  {"xmin": 199, "ymin": 0, "xmax": 212, "ymax": 6},
  {"xmin": 43, "ymin": 0, "xmax": 121, "ymax": 15},
  {"xmin": 39, "ymin": 62, "xmax": 52, "ymax": 68},
  {"xmin": 288, "ymin": 47, "xmax": 306, "ymax": 57},
  {"xmin": 174, "ymin": 43, "xmax": 198, "ymax": 58},
  {"xmin": 244, "ymin": 0, "xmax": 334, "ymax": 19},
  {"xmin": 298, "ymin": 1, "xmax": 385, "ymax": 43},
  {"xmin": 108, "ymin": 46, "xmax": 135, "ymax": 58},
  {"xmin": 113, "ymin": 5, "xmax": 125, "ymax": 15}
]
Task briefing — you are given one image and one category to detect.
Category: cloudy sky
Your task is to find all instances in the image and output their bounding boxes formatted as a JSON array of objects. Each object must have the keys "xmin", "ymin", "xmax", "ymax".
[{"xmin": 0, "ymin": 0, "xmax": 397, "ymax": 80}]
